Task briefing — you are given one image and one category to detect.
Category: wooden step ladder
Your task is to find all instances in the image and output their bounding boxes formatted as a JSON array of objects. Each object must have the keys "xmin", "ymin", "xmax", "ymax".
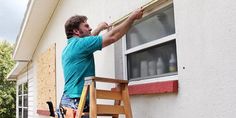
[{"xmin": 77, "ymin": 77, "xmax": 133, "ymax": 118}]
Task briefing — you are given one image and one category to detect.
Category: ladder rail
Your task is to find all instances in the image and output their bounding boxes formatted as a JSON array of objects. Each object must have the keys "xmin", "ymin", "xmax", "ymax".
[
  {"xmin": 78, "ymin": 77, "xmax": 132, "ymax": 118},
  {"xmin": 85, "ymin": 76, "xmax": 128, "ymax": 84}
]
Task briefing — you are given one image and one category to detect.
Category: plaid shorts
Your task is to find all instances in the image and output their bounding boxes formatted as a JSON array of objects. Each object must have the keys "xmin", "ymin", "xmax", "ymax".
[{"xmin": 60, "ymin": 94, "xmax": 89, "ymax": 112}]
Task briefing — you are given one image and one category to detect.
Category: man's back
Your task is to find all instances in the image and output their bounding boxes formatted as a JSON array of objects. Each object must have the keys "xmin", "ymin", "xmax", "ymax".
[{"xmin": 62, "ymin": 36, "xmax": 102, "ymax": 98}]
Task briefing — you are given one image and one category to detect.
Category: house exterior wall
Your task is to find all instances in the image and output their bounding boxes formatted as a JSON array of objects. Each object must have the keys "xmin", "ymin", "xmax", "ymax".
[
  {"xmin": 16, "ymin": 66, "xmax": 38, "ymax": 118},
  {"xmin": 16, "ymin": 0, "xmax": 236, "ymax": 118},
  {"xmin": 122, "ymin": 0, "xmax": 236, "ymax": 118},
  {"xmin": 173, "ymin": 0, "xmax": 236, "ymax": 117},
  {"xmin": 117, "ymin": 0, "xmax": 236, "ymax": 117}
]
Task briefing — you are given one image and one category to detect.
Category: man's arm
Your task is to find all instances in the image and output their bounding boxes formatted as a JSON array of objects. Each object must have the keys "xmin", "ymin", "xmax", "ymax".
[
  {"xmin": 91, "ymin": 22, "xmax": 109, "ymax": 36},
  {"xmin": 102, "ymin": 8, "xmax": 144, "ymax": 48}
]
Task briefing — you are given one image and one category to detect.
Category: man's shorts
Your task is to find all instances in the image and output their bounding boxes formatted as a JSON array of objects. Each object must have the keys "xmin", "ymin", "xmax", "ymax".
[{"xmin": 60, "ymin": 94, "xmax": 89, "ymax": 112}]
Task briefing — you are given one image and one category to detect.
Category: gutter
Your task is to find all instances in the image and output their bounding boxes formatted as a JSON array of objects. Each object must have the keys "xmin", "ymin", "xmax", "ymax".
[{"xmin": 6, "ymin": 61, "xmax": 30, "ymax": 80}]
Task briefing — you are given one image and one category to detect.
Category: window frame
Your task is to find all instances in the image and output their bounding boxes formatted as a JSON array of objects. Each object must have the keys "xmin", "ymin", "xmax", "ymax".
[
  {"xmin": 17, "ymin": 75, "xmax": 28, "ymax": 118},
  {"xmin": 122, "ymin": 1, "xmax": 178, "ymax": 85},
  {"xmin": 18, "ymin": 83, "xmax": 28, "ymax": 118}
]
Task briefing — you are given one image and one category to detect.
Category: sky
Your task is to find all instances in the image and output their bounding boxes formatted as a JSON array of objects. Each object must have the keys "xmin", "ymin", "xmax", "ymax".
[{"xmin": 0, "ymin": 0, "xmax": 29, "ymax": 44}]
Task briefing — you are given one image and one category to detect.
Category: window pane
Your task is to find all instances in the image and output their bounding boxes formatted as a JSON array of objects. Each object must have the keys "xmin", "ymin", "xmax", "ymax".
[
  {"xmin": 23, "ymin": 95, "xmax": 28, "ymax": 107},
  {"xmin": 126, "ymin": 5, "xmax": 175, "ymax": 49},
  {"xmin": 23, "ymin": 83, "xmax": 28, "ymax": 94},
  {"xmin": 127, "ymin": 40, "xmax": 177, "ymax": 80},
  {"xmin": 23, "ymin": 108, "xmax": 28, "ymax": 118},
  {"xmin": 19, "ymin": 108, "xmax": 22, "ymax": 118},
  {"xmin": 18, "ymin": 85, "xmax": 22, "ymax": 95},
  {"xmin": 19, "ymin": 96, "xmax": 22, "ymax": 106}
]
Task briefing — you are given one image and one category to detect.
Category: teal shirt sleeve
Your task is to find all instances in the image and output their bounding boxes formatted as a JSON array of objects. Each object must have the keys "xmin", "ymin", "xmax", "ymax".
[{"xmin": 78, "ymin": 36, "xmax": 103, "ymax": 54}]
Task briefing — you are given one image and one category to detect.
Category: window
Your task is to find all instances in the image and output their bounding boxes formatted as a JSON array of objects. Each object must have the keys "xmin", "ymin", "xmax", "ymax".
[
  {"xmin": 124, "ymin": 4, "xmax": 177, "ymax": 81},
  {"xmin": 18, "ymin": 82, "xmax": 28, "ymax": 118}
]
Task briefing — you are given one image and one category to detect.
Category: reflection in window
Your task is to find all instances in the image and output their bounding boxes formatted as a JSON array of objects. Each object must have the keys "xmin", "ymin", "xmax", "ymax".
[
  {"xmin": 24, "ymin": 95, "xmax": 28, "ymax": 107},
  {"xmin": 23, "ymin": 108, "xmax": 28, "ymax": 118},
  {"xmin": 18, "ymin": 85, "xmax": 22, "ymax": 95},
  {"xmin": 19, "ymin": 96, "xmax": 22, "ymax": 107},
  {"xmin": 19, "ymin": 108, "xmax": 22, "ymax": 118},
  {"xmin": 127, "ymin": 5, "xmax": 175, "ymax": 49},
  {"xmin": 125, "ymin": 4, "xmax": 177, "ymax": 81},
  {"xmin": 127, "ymin": 40, "xmax": 177, "ymax": 80},
  {"xmin": 23, "ymin": 83, "xmax": 28, "ymax": 94}
]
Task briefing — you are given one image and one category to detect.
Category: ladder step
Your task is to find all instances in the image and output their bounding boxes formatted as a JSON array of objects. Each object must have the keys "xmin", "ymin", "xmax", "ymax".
[
  {"xmin": 96, "ymin": 89, "xmax": 121, "ymax": 100},
  {"xmin": 97, "ymin": 104, "xmax": 125, "ymax": 115},
  {"xmin": 93, "ymin": 77, "xmax": 128, "ymax": 84},
  {"xmin": 97, "ymin": 114, "xmax": 117, "ymax": 116}
]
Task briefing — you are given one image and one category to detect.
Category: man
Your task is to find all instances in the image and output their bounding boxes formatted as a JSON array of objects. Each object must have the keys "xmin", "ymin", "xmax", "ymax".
[{"xmin": 60, "ymin": 8, "xmax": 144, "ymax": 117}]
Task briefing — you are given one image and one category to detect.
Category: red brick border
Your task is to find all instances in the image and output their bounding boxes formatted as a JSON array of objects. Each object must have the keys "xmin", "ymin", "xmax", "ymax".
[
  {"xmin": 37, "ymin": 109, "xmax": 50, "ymax": 116},
  {"xmin": 128, "ymin": 80, "xmax": 178, "ymax": 95}
]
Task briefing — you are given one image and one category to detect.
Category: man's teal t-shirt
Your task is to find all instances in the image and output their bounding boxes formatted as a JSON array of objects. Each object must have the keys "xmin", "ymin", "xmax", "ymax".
[{"xmin": 62, "ymin": 36, "xmax": 102, "ymax": 98}]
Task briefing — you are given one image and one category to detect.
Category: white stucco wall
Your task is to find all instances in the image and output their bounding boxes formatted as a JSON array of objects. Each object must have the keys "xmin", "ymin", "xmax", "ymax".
[
  {"xmin": 173, "ymin": 0, "xmax": 236, "ymax": 117},
  {"xmin": 25, "ymin": 0, "xmax": 236, "ymax": 118}
]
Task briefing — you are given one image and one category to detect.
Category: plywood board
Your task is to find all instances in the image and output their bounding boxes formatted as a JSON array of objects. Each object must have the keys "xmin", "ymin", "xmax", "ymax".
[{"xmin": 36, "ymin": 44, "xmax": 56, "ymax": 110}]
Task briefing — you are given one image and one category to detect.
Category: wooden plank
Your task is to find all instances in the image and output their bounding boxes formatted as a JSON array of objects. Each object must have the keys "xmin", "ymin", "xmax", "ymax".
[
  {"xmin": 96, "ymin": 89, "xmax": 122, "ymax": 100},
  {"xmin": 90, "ymin": 80, "xmax": 97, "ymax": 118},
  {"xmin": 77, "ymin": 85, "xmax": 89, "ymax": 118},
  {"xmin": 112, "ymin": 84, "xmax": 122, "ymax": 118},
  {"xmin": 97, "ymin": 105, "xmax": 125, "ymax": 115},
  {"xmin": 93, "ymin": 77, "xmax": 128, "ymax": 84},
  {"xmin": 36, "ymin": 44, "xmax": 56, "ymax": 110},
  {"xmin": 97, "ymin": 114, "xmax": 115, "ymax": 116},
  {"xmin": 122, "ymin": 84, "xmax": 133, "ymax": 118},
  {"xmin": 111, "ymin": 0, "xmax": 168, "ymax": 26}
]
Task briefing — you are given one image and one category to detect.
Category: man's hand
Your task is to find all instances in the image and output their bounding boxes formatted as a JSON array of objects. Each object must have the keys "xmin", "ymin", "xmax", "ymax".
[
  {"xmin": 91, "ymin": 22, "xmax": 109, "ymax": 36},
  {"xmin": 97, "ymin": 22, "xmax": 109, "ymax": 31},
  {"xmin": 102, "ymin": 7, "xmax": 144, "ymax": 48},
  {"xmin": 129, "ymin": 8, "xmax": 144, "ymax": 21}
]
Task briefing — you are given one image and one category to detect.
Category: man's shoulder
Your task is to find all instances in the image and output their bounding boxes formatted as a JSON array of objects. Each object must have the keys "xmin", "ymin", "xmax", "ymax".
[{"xmin": 84, "ymin": 35, "xmax": 102, "ymax": 39}]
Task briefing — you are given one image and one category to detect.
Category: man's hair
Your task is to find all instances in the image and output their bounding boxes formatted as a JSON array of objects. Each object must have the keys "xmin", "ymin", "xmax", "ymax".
[{"xmin": 64, "ymin": 15, "xmax": 87, "ymax": 39}]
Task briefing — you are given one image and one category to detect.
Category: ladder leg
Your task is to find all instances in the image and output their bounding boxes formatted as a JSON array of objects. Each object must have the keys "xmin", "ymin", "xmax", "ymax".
[
  {"xmin": 90, "ymin": 80, "xmax": 97, "ymax": 118},
  {"xmin": 112, "ymin": 84, "xmax": 121, "ymax": 118},
  {"xmin": 121, "ymin": 84, "xmax": 133, "ymax": 118},
  {"xmin": 77, "ymin": 85, "xmax": 89, "ymax": 118}
]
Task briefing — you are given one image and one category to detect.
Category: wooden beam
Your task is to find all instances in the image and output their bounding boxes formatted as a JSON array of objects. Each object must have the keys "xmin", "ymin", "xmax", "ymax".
[
  {"xmin": 96, "ymin": 89, "xmax": 122, "ymax": 100},
  {"xmin": 92, "ymin": 77, "xmax": 128, "ymax": 84},
  {"xmin": 111, "ymin": 0, "xmax": 167, "ymax": 26},
  {"xmin": 97, "ymin": 105, "xmax": 125, "ymax": 115}
]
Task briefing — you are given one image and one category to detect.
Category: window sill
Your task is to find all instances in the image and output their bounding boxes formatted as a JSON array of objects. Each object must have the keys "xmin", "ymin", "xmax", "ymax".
[
  {"xmin": 37, "ymin": 109, "xmax": 50, "ymax": 116},
  {"xmin": 128, "ymin": 80, "xmax": 178, "ymax": 95}
]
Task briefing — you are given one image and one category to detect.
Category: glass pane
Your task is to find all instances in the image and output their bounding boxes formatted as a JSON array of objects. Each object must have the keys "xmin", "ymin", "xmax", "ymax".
[
  {"xmin": 126, "ymin": 5, "xmax": 175, "ymax": 49},
  {"xmin": 23, "ymin": 108, "xmax": 28, "ymax": 118},
  {"xmin": 19, "ymin": 108, "xmax": 22, "ymax": 118},
  {"xmin": 18, "ymin": 85, "xmax": 22, "ymax": 95},
  {"xmin": 127, "ymin": 40, "xmax": 177, "ymax": 80},
  {"xmin": 19, "ymin": 96, "xmax": 22, "ymax": 106},
  {"xmin": 23, "ymin": 95, "xmax": 28, "ymax": 107},
  {"xmin": 23, "ymin": 83, "xmax": 28, "ymax": 94}
]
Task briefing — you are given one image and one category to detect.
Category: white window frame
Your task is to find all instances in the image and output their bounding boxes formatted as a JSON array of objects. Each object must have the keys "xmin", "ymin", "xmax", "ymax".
[
  {"xmin": 122, "ymin": 1, "xmax": 178, "ymax": 85},
  {"xmin": 17, "ymin": 73, "xmax": 28, "ymax": 118}
]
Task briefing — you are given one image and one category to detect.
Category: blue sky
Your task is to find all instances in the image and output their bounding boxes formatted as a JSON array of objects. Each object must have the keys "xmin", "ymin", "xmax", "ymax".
[{"xmin": 0, "ymin": 0, "xmax": 28, "ymax": 44}]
